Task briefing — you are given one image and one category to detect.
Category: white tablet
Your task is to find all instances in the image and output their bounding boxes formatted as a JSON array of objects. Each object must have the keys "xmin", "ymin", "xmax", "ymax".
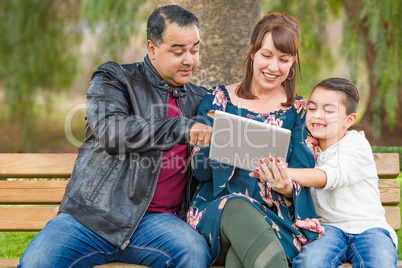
[{"xmin": 209, "ymin": 110, "xmax": 291, "ymax": 172}]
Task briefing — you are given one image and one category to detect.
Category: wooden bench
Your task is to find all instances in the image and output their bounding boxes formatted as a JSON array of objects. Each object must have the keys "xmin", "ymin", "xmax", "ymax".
[{"xmin": 0, "ymin": 153, "xmax": 400, "ymax": 268}]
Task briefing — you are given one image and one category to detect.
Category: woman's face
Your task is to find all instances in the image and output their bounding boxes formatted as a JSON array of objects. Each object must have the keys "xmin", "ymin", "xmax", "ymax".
[{"xmin": 251, "ymin": 32, "xmax": 294, "ymax": 92}]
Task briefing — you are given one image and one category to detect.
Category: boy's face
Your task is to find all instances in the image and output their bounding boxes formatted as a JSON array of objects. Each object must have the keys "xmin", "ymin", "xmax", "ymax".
[
  {"xmin": 306, "ymin": 87, "xmax": 356, "ymax": 151},
  {"xmin": 147, "ymin": 22, "xmax": 200, "ymax": 87}
]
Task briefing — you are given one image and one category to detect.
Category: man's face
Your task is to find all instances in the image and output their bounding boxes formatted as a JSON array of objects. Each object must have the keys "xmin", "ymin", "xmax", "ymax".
[{"xmin": 148, "ymin": 23, "xmax": 200, "ymax": 87}]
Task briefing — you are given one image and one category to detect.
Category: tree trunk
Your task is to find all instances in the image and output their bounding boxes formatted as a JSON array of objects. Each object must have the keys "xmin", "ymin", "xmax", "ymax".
[{"xmin": 152, "ymin": 0, "xmax": 261, "ymax": 88}]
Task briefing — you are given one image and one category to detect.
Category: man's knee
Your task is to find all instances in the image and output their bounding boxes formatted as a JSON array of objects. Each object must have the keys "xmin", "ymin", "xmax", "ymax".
[
  {"xmin": 19, "ymin": 248, "xmax": 53, "ymax": 268},
  {"xmin": 166, "ymin": 227, "xmax": 211, "ymax": 268},
  {"xmin": 179, "ymin": 227, "xmax": 210, "ymax": 257}
]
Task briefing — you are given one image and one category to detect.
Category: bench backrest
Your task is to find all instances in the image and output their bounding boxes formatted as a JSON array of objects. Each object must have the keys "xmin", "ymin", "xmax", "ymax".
[{"xmin": 0, "ymin": 153, "xmax": 400, "ymax": 231}]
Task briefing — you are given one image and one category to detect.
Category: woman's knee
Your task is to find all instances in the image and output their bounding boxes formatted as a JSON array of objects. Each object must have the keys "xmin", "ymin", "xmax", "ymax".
[
  {"xmin": 223, "ymin": 198, "xmax": 251, "ymax": 213},
  {"xmin": 221, "ymin": 198, "xmax": 260, "ymax": 223}
]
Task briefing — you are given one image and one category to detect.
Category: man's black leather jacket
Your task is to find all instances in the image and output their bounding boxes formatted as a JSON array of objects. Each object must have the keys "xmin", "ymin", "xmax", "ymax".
[{"xmin": 60, "ymin": 56, "xmax": 207, "ymax": 249}]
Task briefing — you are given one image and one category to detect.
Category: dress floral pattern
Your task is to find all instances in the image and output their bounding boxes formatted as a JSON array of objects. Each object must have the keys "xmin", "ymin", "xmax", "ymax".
[{"xmin": 187, "ymin": 85, "xmax": 324, "ymax": 264}]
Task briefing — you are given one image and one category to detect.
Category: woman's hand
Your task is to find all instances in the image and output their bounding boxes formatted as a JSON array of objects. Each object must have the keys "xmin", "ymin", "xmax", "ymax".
[{"xmin": 250, "ymin": 157, "xmax": 293, "ymax": 198}]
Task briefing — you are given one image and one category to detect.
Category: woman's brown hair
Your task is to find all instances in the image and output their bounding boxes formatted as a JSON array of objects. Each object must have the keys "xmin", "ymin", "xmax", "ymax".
[{"xmin": 236, "ymin": 11, "xmax": 302, "ymax": 107}]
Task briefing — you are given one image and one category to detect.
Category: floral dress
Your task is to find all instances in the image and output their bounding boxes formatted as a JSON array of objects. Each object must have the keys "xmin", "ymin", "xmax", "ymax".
[{"xmin": 186, "ymin": 85, "xmax": 323, "ymax": 264}]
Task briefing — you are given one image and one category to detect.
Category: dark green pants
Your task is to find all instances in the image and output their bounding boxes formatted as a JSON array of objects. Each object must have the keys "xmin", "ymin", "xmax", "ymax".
[{"xmin": 217, "ymin": 198, "xmax": 288, "ymax": 268}]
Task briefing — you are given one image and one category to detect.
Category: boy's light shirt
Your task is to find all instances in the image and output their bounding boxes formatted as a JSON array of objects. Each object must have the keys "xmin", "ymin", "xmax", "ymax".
[{"xmin": 311, "ymin": 130, "xmax": 397, "ymax": 247}]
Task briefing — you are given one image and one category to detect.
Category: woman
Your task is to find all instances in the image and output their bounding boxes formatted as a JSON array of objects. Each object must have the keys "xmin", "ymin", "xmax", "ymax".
[{"xmin": 187, "ymin": 12, "xmax": 324, "ymax": 267}]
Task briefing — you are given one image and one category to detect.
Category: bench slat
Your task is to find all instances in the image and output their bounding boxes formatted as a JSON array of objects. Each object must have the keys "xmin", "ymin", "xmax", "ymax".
[
  {"xmin": 0, "ymin": 180, "xmax": 68, "ymax": 204},
  {"xmin": 0, "ymin": 180, "xmax": 398, "ymax": 205},
  {"xmin": 385, "ymin": 207, "xmax": 401, "ymax": 231},
  {"xmin": 0, "ymin": 207, "xmax": 59, "ymax": 231},
  {"xmin": 379, "ymin": 180, "xmax": 401, "ymax": 205},
  {"xmin": 1, "ymin": 206, "xmax": 399, "ymax": 232},
  {"xmin": 0, "ymin": 153, "xmax": 398, "ymax": 178},
  {"xmin": 0, "ymin": 153, "xmax": 76, "ymax": 178},
  {"xmin": 0, "ymin": 259, "xmax": 147, "ymax": 268},
  {"xmin": 374, "ymin": 153, "xmax": 400, "ymax": 178},
  {"xmin": 0, "ymin": 259, "xmax": 20, "ymax": 268},
  {"xmin": 93, "ymin": 263, "xmax": 148, "ymax": 268}
]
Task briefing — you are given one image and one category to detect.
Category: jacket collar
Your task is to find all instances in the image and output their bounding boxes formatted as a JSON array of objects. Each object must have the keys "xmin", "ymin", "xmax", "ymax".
[{"xmin": 142, "ymin": 55, "xmax": 187, "ymax": 98}]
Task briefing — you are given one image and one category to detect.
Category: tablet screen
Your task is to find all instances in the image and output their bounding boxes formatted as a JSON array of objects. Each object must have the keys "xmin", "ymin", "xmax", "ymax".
[{"xmin": 209, "ymin": 110, "xmax": 291, "ymax": 172}]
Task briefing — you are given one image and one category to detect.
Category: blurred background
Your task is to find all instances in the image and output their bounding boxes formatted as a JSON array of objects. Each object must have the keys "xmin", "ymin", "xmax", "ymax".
[
  {"xmin": 0, "ymin": 0, "xmax": 401, "ymax": 258},
  {"xmin": 0, "ymin": 0, "xmax": 400, "ymax": 153}
]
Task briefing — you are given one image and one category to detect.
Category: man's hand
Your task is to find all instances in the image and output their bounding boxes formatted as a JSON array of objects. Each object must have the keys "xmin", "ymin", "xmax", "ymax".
[{"xmin": 189, "ymin": 122, "xmax": 212, "ymax": 147}]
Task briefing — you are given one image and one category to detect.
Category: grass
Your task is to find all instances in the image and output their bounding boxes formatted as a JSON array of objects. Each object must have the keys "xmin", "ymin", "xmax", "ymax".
[{"xmin": 0, "ymin": 232, "xmax": 37, "ymax": 258}]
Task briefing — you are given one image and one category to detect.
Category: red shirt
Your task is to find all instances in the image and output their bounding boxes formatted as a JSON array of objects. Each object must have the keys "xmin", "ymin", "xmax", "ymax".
[{"xmin": 146, "ymin": 91, "xmax": 188, "ymax": 215}]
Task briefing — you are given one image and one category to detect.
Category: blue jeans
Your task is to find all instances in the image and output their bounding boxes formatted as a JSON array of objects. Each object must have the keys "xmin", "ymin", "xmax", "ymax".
[
  {"xmin": 18, "ymin": 212, "xmax": 211, "ymax": 268},
  {"xmin": 292, "ymin": 224, "xmax": 397, "ymax": 268}
]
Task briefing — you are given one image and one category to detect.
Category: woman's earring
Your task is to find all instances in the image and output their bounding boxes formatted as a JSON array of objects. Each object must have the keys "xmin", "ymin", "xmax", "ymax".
[{"xmin": 287, "ymin": 66, "xmax": 295, "ymax": 80}]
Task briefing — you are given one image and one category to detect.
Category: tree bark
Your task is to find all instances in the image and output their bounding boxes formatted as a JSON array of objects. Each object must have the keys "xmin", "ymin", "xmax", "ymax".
[{"xmin": 152, "ymin": 0, "xmax": 261, "ymax": 88}]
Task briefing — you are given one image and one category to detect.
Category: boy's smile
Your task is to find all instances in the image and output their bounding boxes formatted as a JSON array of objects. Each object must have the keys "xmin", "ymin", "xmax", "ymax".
[
  {"xmin": 311, "ymin": 122, "xmax": 326, "ymax": 129},
  {"xmin": 306, "ymin": 87, "xmax": 356, "ymax": 151}
]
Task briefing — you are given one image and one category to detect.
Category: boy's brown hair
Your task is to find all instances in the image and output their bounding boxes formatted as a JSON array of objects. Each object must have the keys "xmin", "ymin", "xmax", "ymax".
[{"xmin": 312, "ymin": 77, "xmax": 360, "ymax": 115}]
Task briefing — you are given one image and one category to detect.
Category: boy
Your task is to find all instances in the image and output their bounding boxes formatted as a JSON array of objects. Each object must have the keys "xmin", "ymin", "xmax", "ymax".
[{"xmin": 256, "ymin": 77, "xmax": 397, "ymax": 267}]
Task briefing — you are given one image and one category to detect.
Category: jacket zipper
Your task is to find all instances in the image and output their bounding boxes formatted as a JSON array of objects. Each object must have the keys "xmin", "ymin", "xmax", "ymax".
[
  {"xmin": 121, "ymin": 150, "xmax": 162, "ymax": 250},
  {"xmin": 121, "ymin": 89, "xmax": 170, "ymax": 250},
  {"xmin": 176, "ymin": 94, "xmax": 193, "ymax": 217}
]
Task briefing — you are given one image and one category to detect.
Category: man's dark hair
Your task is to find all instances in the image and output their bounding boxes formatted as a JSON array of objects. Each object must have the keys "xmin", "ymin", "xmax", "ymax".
[
  {"xmin": 147, "ymin": 5, "xmax": 200, "ymax": 47},
  {"xmin": 313, "ymin": 77, "xmax": 360, "ymax": 115}
]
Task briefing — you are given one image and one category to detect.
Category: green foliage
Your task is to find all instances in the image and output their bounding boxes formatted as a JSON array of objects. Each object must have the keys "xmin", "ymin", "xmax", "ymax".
[
  {"xmin": 262, "ymin": 0, "xmax": 401, "ymax": 139},
  {"xmin": 0, "ymin": 0, "xmax": 80, "ymax": 126},
  {"xmin": 82, "ymin": 0, "xmax": 148, "ymax": 63},
  {"xmin": 0, "ymin": 0, "xmax": 400, "ymax": 141},
  {"xmin": 0, "ymin": 0, "xmax": 148, "ymax": 139},
  {"xmin": 342, "ymin": 0, "xmax": 401, "ymax": 139}
]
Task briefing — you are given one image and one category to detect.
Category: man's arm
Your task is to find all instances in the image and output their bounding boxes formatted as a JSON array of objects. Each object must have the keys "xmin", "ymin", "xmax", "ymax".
[{"xmin": 86, "ymin": 62, "xmax": 210, "ymax": 155}]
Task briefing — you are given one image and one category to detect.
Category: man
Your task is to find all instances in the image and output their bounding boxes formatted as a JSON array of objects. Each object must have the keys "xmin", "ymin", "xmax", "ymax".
[{"xmin": 19, "ymin": 5, "xmax": 212, "ymax": 268}]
